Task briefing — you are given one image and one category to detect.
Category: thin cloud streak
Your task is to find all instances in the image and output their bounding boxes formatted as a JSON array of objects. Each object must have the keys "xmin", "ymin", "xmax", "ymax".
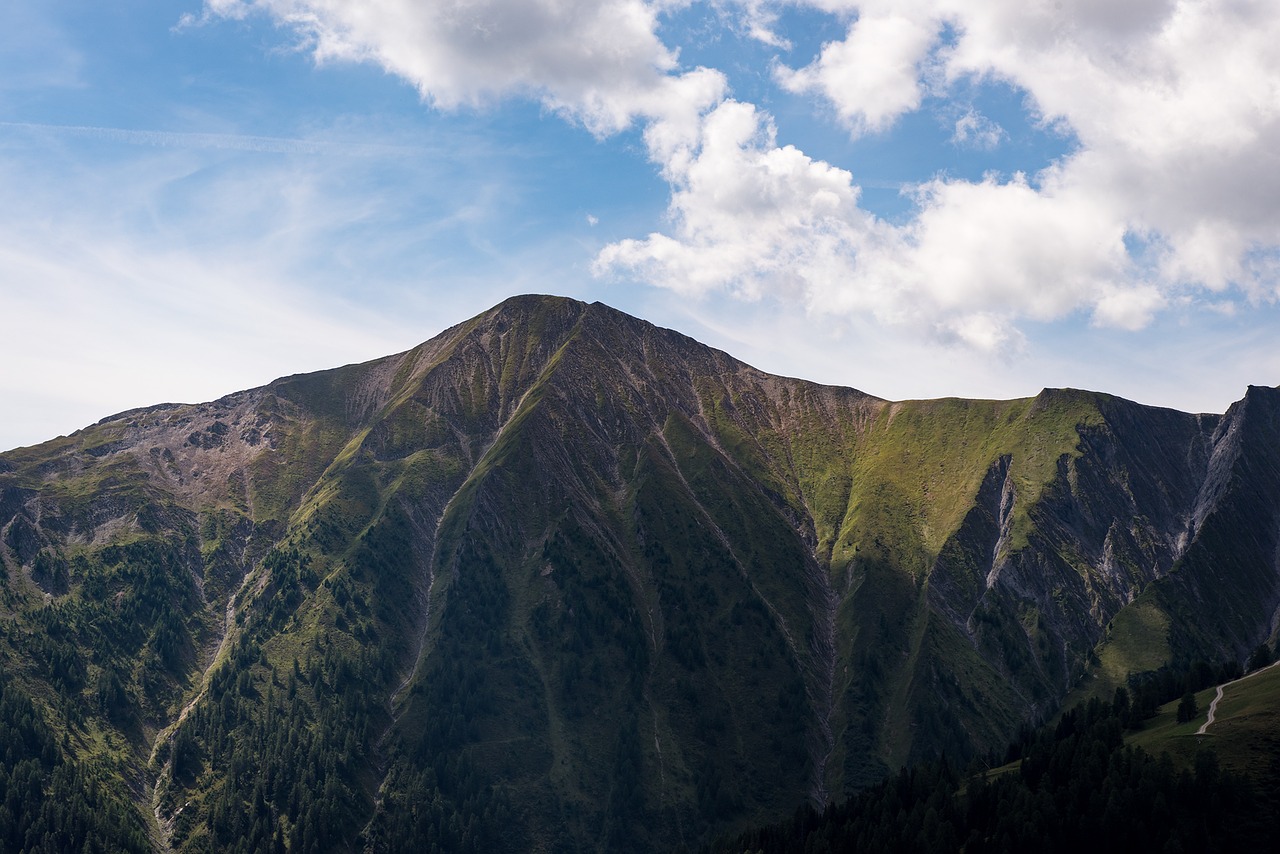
[
  {"xmin": 0, "ymin": 115, "xmax": 537, "ymax": 452},
  {"xmin": 0, "ymin": 121, "xmax": 421, "ymax": 156}
]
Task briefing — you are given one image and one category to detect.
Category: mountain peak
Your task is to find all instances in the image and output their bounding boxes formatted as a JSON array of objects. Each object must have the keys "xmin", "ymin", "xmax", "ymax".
[{"xmin": 4, "ymin": 294, "xmax": 1280, "ymax": 852}]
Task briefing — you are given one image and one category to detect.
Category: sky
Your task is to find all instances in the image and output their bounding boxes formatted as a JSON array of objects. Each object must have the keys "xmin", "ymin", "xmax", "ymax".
[{"xmin": 4, "ymin": 1, "xmax": 1280, "ymax": 452}]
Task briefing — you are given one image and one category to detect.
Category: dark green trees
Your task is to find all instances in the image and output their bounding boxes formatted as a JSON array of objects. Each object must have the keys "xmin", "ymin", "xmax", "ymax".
[
  {"xmin": 0, "ymin": 672, "xmax": 150, "ymax": 853},
  {"xmin": 1176, "ymin": 691, "xmax": 1198, "ymax": 724},
  {"xmin": 710, "ymin": 696, "xmax": 1264, "ymax": 854},
  {"xmin": 1247, "ymin": 642, "xmax": 1273, "ymax": 672}
]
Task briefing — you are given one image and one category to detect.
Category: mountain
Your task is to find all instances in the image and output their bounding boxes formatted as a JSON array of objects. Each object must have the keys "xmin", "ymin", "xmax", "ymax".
[{"xmin": 2, "ymin": 294, "xmax": 1278, "ymax": 852}]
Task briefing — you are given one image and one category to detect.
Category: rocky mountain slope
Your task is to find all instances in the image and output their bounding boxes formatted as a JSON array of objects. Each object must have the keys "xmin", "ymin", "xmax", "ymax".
[{"xmin": 2, "ymin": 294, "xmax": 1278, "ymax": 852}]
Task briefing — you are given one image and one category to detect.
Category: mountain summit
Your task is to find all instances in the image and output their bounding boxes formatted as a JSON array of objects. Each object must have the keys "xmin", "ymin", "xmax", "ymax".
[{"xmin": 3, "ymin": 294, "xmax": 1279, "ymax": 851}]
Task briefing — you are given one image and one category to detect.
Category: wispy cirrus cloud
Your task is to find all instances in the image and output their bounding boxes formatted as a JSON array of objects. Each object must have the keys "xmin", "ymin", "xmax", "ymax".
[
  {"xmin": 775, "ymin": 10, "xmax": 939, "ymax": 137},
  {"xmin": 0, "ymin": 107, "xmax": 538, "ymax": 450},
  {"xmin": 0, "ymin": 121, "xmax": 419, "ymax": 156},
  {"xmin": 0, "ymin": 2, "xmax": 84, "ymax": 95},
  {"xmin": 951, "ymin": 109, "xmax": 1004, "ymax": 150}
]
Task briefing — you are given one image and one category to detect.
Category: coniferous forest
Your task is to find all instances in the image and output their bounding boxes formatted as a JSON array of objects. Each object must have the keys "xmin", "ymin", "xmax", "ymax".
[
  {"xmin": 710, "ymin": 690, "xmax": 1276, "ymax": 854},
  {"xmin": 5, "ymin": 296, "xmax": 1280, "ymax": 852},
  {"xmin": 0, "ymin": 670, "xmax": 150, "ymax": 853}
]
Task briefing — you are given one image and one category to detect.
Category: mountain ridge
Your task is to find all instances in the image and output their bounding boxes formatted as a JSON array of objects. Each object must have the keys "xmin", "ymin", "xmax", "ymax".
[{"xmin": 3, "ymin": 293, "xmax": 1279, "ymax": 852}]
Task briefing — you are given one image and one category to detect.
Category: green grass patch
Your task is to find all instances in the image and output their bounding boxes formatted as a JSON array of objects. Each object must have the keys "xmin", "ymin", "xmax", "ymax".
[
  {"xmin": 1080, "ymin": 597, "xmax": 1172, "ymax": 703},
  {"xmin": 1124, "ymin": 687, "xmax": 1218, "ymax": 763},
  {"xmin": 1120, "ymin": 665, "xmax": 1280, "ymax": 781},
  {"xmin": 1192, "ymin": 664, "xmax": 1280, "ymax": 780}
]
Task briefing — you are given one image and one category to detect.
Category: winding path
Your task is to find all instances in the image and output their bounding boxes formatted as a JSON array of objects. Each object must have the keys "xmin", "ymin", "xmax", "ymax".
[
  {"xmin": 1195, "ymin": 685, "xmax": 1225, "ymax": 736},
  {"xmin": 1196, "ymin": 658, "xmax": 1280, "ymax": 736}
]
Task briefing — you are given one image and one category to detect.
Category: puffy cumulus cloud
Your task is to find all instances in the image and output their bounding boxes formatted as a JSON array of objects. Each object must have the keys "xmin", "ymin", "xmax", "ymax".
[
  {"xmin": 933, "ymin": 0, "xmax": 1280, "ymax": 294},
  {"xmin": 1091, "ymin": 285, "xmax": 1166, "ymax": 331},
  {"xmin": 932, "ymin": 312, "xmax": 1024, "ymax": 354},
  {"xmin": 595, "ymin": 100, "xmax": 878, "ymax": 302},
  {"xmin": 776, "ymin": 11, "xmax": 938, "ymax": 135},
  {"xmin": 201, "ymin": 1, "xmax": 1280, "ymax": 351},
  {"xmin": 602, "ymin": 0, "xmax": 1280, "ymax": 348},
  {"xmin": 196, "ymin": 0, "xmax": 725, "ymax": 136},
  {"xmin": 881, "ymin": 173, "xmax": 1132, "ymax": 323},
  {"xmin": 596, "ymin": 116, "xmax": 1141, "ymax": 352}
]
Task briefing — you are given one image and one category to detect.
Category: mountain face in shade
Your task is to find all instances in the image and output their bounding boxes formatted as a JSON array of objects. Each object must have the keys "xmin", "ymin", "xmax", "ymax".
[{"xmin": 2, "ymin": 294, "xmax": 1278, "ymax": 852}]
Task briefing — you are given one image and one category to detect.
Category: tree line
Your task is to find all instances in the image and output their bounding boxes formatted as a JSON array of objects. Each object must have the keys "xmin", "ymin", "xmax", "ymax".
[{"xmin": 709, "ymin": 656, "xmax": 1277, "ymax": 854}]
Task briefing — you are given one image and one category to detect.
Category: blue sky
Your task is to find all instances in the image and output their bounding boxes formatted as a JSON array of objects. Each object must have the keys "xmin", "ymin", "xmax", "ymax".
[{"xmin": 4, "ymin": 0, "xmax": 1280, "ymax": 451}]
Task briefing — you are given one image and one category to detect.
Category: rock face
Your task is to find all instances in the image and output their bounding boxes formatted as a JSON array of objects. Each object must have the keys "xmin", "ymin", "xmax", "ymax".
[{"xmin": 2, "ymin": 294, "xmax": 1279, "ymax": 852}]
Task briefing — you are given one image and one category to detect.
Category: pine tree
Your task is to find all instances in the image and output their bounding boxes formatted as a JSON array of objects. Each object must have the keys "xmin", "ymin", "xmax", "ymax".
[{"xmin": 1176, "ymin": 690, "xmax": 1198, "ymax": 724}]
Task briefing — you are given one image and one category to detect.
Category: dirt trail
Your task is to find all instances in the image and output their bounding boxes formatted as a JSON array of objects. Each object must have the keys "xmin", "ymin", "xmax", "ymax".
[
  {"xmin": 1196, "ymin": 658, "xmax": 1280, "ymax": 735},
  {"xmin": 1195, "ymin": 685, "xmax": 1225, "ymax": 736}
]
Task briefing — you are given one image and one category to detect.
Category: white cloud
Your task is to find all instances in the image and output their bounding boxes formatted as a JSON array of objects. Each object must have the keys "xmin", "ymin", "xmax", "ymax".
[
  {"xmin": 951, "ymin": 109, "xmax": 1004, "ymax": 149},
  {"xmin": 594, "ymin": 100, "xmax": 876, "ymax": 304},
  {"xmin": 196, "ymin": 0, "xmax": 725, "ymax": 138},
  {"xmin": 0, "ymin": 119, "xmax": 527, "ymax": 451},
  {"xmin": 933, "ymin": 0, "xmax": 1280, "ymax": 291},
  {"xmin": 709, "ymin": 0, "xmax": 791, "ymax": 48},
  {"xmin": 776, "ymin": 11, "xmax": 938, "ymax": 135},
  {"xmin": 595, "ymin": 112, "xmax": 1140, "ymax": 352},
  {"xmin": 1091, "ymin": 284, "xmax": 1166, "ymax": 331},
  {"xmin": 195, "ymin": 0, "xmax": 1280, "ymax": 355},
  {"xmin": 601, "ymin": 0, "xmax": 1280, "ymax": 348},
  {"xmin": 883, "ymin": 172, "xmax": 1130, "ymax": 324}
]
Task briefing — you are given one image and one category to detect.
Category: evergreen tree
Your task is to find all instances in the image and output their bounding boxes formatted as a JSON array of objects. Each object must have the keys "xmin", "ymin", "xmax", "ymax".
[
  {"xmin": 1247, "ymin": 642, "xmax": 1273, "ymax": 672},
  {"xmin": 1176, "ymin": 691, "xmax": 1198, "ymax": 724}
]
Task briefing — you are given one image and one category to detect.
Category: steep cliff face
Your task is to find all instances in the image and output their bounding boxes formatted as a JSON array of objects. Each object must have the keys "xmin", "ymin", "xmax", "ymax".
[
  {"xmin": 1138, "ymin": 387, "xmax": 1280, "ymax": 658},
  {"xmin": 1, "ymin": 294, "xmax": 1278, "ymax": 852},
  {"xmin": 917, "ymin": 394, "xmax": 1221, "ymax": 749}
]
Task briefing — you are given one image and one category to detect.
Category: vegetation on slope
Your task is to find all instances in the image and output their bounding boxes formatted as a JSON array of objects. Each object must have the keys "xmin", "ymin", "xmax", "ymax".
[
  {"xmin": 2, "ymin": 296, "xmax": 1278, "ymax": 853},
  {"xmin": 0, "ymin": 668, "xmax": 150, "ymax": 853},
  {"xmin": 710, "ymin": 675, "xmax": 1272, "ymax": 854}
]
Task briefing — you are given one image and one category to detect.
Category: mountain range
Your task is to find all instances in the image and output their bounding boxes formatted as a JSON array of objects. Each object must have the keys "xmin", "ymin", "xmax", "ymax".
[{"xmin": 2, "ymin": 294, "xmax": 1278, "ymax": 852}]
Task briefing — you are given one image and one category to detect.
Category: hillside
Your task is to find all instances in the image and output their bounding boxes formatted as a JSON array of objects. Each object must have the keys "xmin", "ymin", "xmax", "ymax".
[
  {"xmin": 2, "ymin": 294, "xmax": 1279, "ymax": 852},
  {"xmin": 715, "ymin": 660, "xmax": 1280, "ymax": 854},
  {"xmin": 1123, "ymin": 660, "xmax": 1280, "ymax": 781}
]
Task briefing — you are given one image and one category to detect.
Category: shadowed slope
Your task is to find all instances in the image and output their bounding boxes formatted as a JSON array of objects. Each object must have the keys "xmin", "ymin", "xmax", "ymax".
[{"xmin": 2, "ymin": 295, "xmax": 1278, "ymax": 852}]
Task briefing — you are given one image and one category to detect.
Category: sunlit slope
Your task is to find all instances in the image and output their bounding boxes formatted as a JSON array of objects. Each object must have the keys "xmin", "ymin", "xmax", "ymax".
[{"xmin": 3, "ymin": 294, "xmax": 1278, "ymax": 853}]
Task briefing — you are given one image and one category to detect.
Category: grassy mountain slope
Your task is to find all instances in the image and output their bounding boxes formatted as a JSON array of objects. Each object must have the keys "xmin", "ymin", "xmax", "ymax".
[
  {"xmin": 2, "ymin": 294, "xmax": 1277, "ymax": 852},
  {"xmin": 1124, "ymin": 661, "xmax": 1280, "ymax": 783}
]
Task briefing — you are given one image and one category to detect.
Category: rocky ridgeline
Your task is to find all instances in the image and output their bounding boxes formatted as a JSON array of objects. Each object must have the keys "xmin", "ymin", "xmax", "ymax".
[{"xmin": 2, "ymin": 294, "xmax": 1278, "ymax": 852}]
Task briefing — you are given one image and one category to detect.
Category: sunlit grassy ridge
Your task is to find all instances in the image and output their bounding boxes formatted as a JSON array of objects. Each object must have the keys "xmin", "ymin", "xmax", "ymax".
[
  {"xmin": 1074, "ymin": 597, "xmax": 1174, "ymax": 704},
  {"xmin": 3, "ymin": 295, "xmax": 1274, "ymax": 853},
  {"xmin": 838, "ymin": 392, "xmax": 1102, "ymax": 569}
]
